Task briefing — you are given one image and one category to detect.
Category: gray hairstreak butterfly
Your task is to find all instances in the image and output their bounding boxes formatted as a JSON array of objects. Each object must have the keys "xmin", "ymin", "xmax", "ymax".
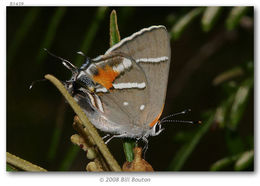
[{"xmin": 41, "ymin": 25, "xmax": 198, "ymax": 151}]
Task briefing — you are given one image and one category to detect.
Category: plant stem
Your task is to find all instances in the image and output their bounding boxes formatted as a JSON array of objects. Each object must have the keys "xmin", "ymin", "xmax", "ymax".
[
  {"xmin": 6, "ymin": 152, "xmax": 47, "ymax": 172},
  {"xmin": 73, "ymin": 116, "xmax": 110, "ymax": 171}
]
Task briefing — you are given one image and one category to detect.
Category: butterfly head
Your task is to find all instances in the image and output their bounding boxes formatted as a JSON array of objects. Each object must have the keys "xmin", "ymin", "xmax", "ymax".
[{"xmin": 150, "ymin": 121, "xmax": 165, "ymax": 136}]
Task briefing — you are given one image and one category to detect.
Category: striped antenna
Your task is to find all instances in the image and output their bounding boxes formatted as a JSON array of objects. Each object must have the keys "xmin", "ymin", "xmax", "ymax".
[
  {"xmin": 44, "ymin": 48, "xmax": 78, "ymax": 75},
  {"xmin": 160, "ymin": 109, "xmax": 202, "ymax": 125}
]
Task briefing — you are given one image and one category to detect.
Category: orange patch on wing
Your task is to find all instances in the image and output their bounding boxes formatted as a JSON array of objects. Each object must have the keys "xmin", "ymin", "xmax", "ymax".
[
  {"xmin": 149, "ymin": 107, "xmax": 164, "ymax": 127},
  {"xmin": 93, "ymin": 65, "xmax": 119, "ymax": 89}
]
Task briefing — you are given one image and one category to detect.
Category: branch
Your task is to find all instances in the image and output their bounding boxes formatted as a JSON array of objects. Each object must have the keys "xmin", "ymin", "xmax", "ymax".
[
  {"xmin": 6, "ymin": 152, "xmax": 47, "ymax": 172},
  {"xmin": 72, "ymin": 116, "xmax": 110, "ymax": 171}
]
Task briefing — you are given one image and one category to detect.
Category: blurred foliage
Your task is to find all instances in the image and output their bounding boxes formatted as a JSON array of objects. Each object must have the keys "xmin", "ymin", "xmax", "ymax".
[
  {"xmin": 171, "ymin": 7, "xmax": 205, "ymax": 40},
  {"xmin": 210, "ymin": 149, "xmax": 253, "ymax": 171},
  {"xmin": 201, "ymin": 7, "xmax": 222, "ymax": 32},
  {"xmin": 7, "ymin": 7, "xmax": 253, "ymax": 171},
  {"xmin": 8, "ymin": 8, "xmax": 40, "ymax": 67},
  {"xmin": 169, "ymin": 113, "xmax": 215, "ymax": 170},
  {"xmin": 226, "ymin": 7, "xmax": 249, "ymax": 30},
  {"xmin": 6, "ymin": 164, "xmax": 17, "ymax": 171},
  {"xmin": 74, "ymin": 7, "xmax": 108, "ymax": 66},
  {"xmin": 167, "ymin": 7, "xmax": 253, "ymax": 171},
  {"xmin": 36, "ymin": 8, "xmax": 67, "ymax": 64}
]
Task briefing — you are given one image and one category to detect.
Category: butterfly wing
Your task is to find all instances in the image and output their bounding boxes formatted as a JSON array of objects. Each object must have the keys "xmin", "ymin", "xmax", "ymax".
[
  {"xmin": 78, "ymin": 54, "xmax": 149, "ymax": 137},
  {"xmin": 105, "ymin": 25, "xmax": 171, "ymax": 129}
]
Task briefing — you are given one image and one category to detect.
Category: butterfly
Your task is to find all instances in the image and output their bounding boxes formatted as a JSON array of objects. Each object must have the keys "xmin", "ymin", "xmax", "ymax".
[{"xmin": 44, "ymin": 25, "xmax": 171, "ymax": 150}]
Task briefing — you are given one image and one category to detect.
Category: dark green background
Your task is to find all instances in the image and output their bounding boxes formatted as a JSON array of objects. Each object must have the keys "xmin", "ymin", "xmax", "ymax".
[{"xmin": 7, "ymin": 7, "xmax": 254, "ymax": 171}]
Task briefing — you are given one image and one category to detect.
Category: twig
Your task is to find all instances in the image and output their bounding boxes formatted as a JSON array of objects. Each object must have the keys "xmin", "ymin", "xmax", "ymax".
[
  {"xmin": 72, "ymin": 116, "xmax": 110, "ymax": 171},
  {"xmin": 44, "ymin": 74, "xmax": 121, "ymax": 171},
  {"xmin": 6, "ymin": 152, "xmax": 47, "ymax": 172}
]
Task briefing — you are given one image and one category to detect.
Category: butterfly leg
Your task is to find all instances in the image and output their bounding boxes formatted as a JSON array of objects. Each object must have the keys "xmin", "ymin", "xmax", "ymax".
[
  {"xmin": 104, "ymin": 133, "xmax": 128, "ymax": 144},
  {"xmin": 141, "ymin": 137, "xmax": 149, "ymax": 159},
  {"xmin": 102, "ymin": 134, "xmax": 110, "ymax": 140}
]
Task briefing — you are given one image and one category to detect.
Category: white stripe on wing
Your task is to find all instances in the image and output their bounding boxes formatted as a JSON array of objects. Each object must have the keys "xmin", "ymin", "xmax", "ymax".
[
  {"xmin": 136, "ymin": 56, "xmax": 168, "ymax": 63},
  {"xmin": 113, "ymin": 82, "xmax": 146, "ymax": 89}
]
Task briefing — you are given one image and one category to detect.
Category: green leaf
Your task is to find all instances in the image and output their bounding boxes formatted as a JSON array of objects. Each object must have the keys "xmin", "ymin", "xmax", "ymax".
[
  {"xmin": 123, "ymin": 139, "xmax": 136, "ymax": 162},
  {"xmin": 212, "ymin": 67, "xmax": 244, "ymax": 86},
  {"xmin": 228, "ymin": 77, "xmax": 253, "ymax": 130},
  {"xmin": 6, "ymin": 163, "xmax": 18, "ymax": 171},
  {"xmin": 171, "ymin": 7, "xmax": 204, "ymax": 40},
  {"xmin": 110, "ymin": 10, "xmax": 121, "ymax": 46},
  {"xmin": 169, "ymin": 113, "xmax": 214, "ymax": 170},
  {"xmin": 214, "ymin": 106, "xmax": 226, "ymax": 128},
  {"xmin": 201, "ymin": 7, "xmax": 222, "ymax": 32},
  {"xmin": 215, "ymin": 92, "xmax": 236, "ymax": 128},
  {"xmin": 210, "ymin": 154, "xmax": 240, "ymax": 171},
  {"xmin": 226, "ymin": 7, "xmax": 249, "ymax": 30},
  {"xmin": 234, "ymin": 150, "xmax": 254, "ymax": 171}
]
